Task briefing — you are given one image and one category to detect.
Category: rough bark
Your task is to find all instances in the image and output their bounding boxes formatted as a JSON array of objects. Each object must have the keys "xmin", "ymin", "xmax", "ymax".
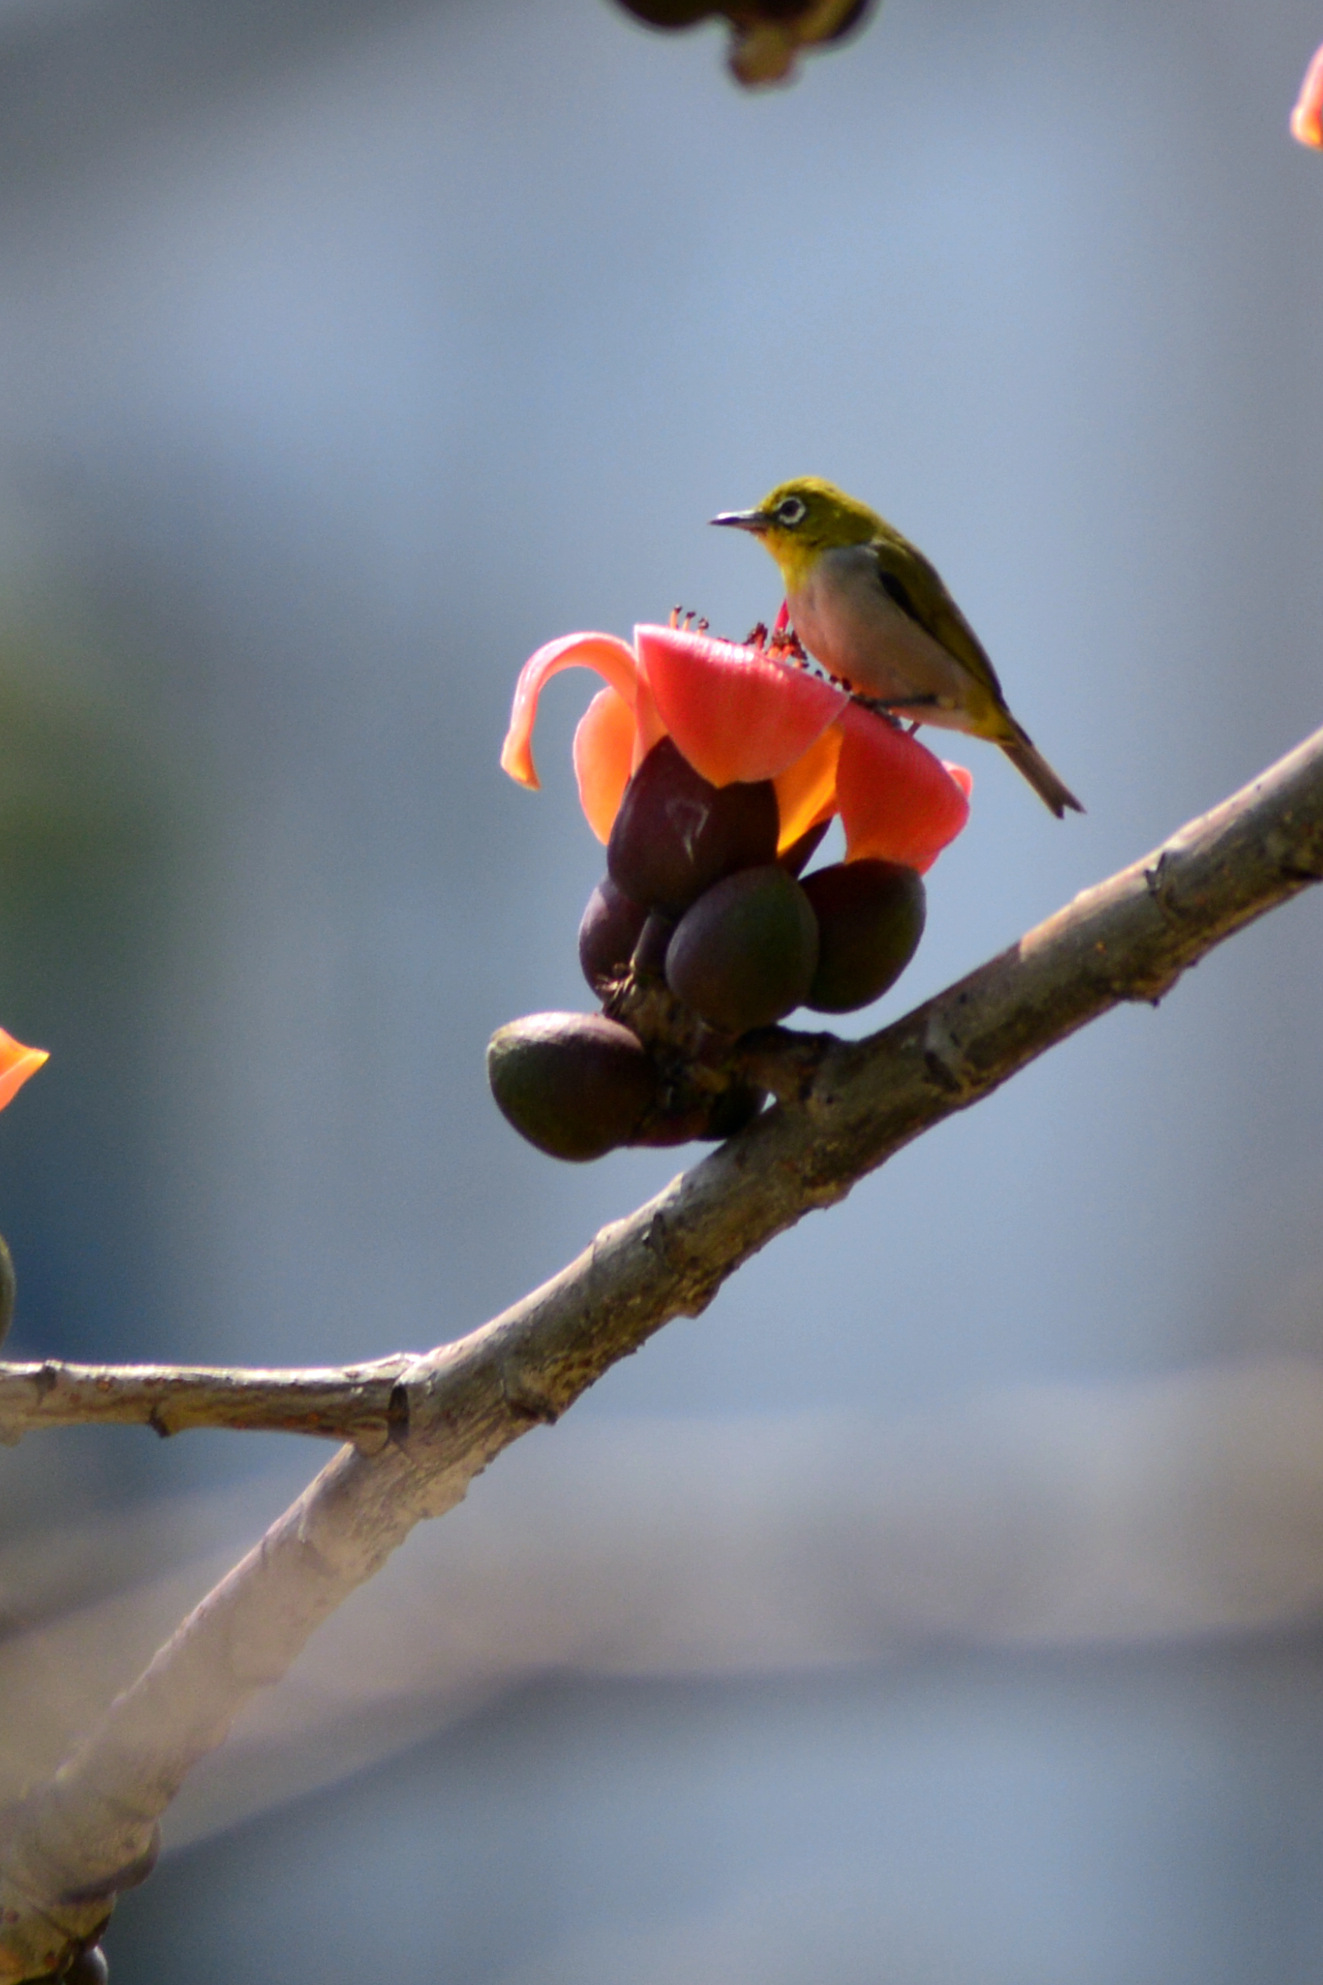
[
  {"xmin": 1, "ymin": 726, "xmax": 1320, "ymax": 1980},
  {"xmin": 0, "ymin": 1358, "xmax": 413, "ymax": 1447}
]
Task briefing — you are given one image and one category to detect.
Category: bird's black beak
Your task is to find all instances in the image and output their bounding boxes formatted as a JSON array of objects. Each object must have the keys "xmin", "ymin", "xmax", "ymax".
[{"xmin": 709, "ymin": 508, "xmax": 771, "ymax": 534}]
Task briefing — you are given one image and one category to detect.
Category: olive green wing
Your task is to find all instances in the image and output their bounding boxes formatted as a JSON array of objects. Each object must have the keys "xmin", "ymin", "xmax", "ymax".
[
  {"xmin": 870, "ymin": 529, "xmax": 1084, "ymax": 816},
  {"xmin": 867, "ymin": 530, "xmax": 1008, "ymax": 717}
]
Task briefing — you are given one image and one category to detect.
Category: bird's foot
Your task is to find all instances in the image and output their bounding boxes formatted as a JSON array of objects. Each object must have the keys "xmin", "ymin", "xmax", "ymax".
[{"xmin": 846, "ymin": 690, "xmax": 907, "ymax": 730}]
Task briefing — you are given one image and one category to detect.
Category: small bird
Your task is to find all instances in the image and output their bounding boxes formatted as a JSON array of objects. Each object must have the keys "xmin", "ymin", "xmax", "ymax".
[{"xmin": 711, "ymin": 476, "xmax": 1082, "ymax": 817}]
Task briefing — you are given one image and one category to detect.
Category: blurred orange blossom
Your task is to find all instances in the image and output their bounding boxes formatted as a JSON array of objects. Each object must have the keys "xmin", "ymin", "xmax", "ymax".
[
  {"xmin": 0, "ymin": 1029, "xmax": 47, "ymax": 1113},
  {"xmin": 1291, "ymin": 41, "xmax": 1323, "ymax": 147}
]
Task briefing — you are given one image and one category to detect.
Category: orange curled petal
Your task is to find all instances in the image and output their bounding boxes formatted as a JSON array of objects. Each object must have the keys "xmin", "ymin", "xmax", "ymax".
[
  {"xmin": 629, "ymin": 670, "xmax": 668, "ymax": 771},
  {"xmin": 500, "ymin": 632, "xmax": 640, "ymax": 791},
  {"xmin": 834, "ymin": 704, "xmax": 970, "ymax": 873},
  {"xmin": 573, "ymin": 686, "xmax": 638, "ymax": 843},
  {"xmin": 634, "ymin": 623, "xmax": 847, "ymax": 787},
  {"xmin": 774, "ymin": 724, "xmax": 843, "ymax": 851},
  {"xmin": 1291, "ymin": 41, "xmax": 1323, "ymax": 147},
  {"xmin": 0, "ymin": 1028, "xmax": 47, "ymax": 1111}
]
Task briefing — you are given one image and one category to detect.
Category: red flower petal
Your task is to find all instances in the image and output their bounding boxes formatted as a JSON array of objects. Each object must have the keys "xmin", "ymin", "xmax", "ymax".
[
  {"xmin": 501, "ymin": 632, "xmax": 641, "ymax": 791},
  {"xmin": 1292, "ymin": 41, "xmax": 1323, "ymax": 147},
  {"xmin": 635, "ymin": 623, "xmax": 847, "ymax": 787},
  {"xmin": 834, "ymin": 703, "xmax": 970, "ymax": 872},
  {"xmin": 0, "ymin": 1028, "xmax": 47, "ymax": 1111},
  {"xmin": 573, "ymin": 686, "xmax": 637, "ymax": 843}
]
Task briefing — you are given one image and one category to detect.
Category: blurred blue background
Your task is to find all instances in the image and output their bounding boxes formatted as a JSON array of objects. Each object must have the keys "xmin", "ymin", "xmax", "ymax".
[{"xmin": 0, "ymin": 0, "xmax": 1322, "ymax": 1976}]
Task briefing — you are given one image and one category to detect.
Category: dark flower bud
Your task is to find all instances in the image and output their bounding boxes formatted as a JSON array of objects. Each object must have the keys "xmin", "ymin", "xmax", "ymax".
[
  {"xmin": 801, "ymin": 859, "xmax": 926, "ymax": 1013},
  {"xmin": 607, "ymin": 737, "xmax": 779, "ymax": 914},
  {"xmin": 729, "ymin": 0, "xmax": 865, "ymax": 23},
  {"xmin": 578, "ymin": 876, "xmax": 648, "ymax": 994},
  {"xmin": 610, "ymin": 0, "xmax": 873, "ymax": 45},
  {"xmin": 665, "ymin": 864, "xmax": 818, "ymax": 1033},
  {"xmin": 724, "ymin": 0, "xmax": 875, "ymax": 82},
  {"xmin": 64, "ymin": 1950, "xmax": 110, "ymax": 1985},
  {"xmin": 613, "ymin": 0, "xmax": 715, "ymax": 21},
  {"xmin": 815, "ymin": 0, "xmax": 873, "ymax": 42},
  {"xmin": 488, "ymin": 1013, "xmax": 661, "ymax": 1161}
]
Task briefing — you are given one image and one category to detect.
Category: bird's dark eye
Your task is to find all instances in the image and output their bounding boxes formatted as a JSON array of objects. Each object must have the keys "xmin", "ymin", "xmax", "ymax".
[{"xmin": 776, "ymin": 496, "xmax": 807, "ymax": 527}]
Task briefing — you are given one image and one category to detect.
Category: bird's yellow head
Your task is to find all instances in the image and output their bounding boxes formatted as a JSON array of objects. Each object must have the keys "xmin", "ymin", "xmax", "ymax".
[{"xmin": 710, "ymin": 476, "xmax": 881, "ymax": 589}]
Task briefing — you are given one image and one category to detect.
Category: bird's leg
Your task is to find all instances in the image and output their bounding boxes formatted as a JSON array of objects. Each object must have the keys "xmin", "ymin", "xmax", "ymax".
[{"xmin": 845, "ymin": 690, "xmax": 907, "ymax": 730}]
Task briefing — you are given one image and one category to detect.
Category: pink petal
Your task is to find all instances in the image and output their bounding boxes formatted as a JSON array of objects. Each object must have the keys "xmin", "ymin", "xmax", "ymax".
[
  {"xmin": 634, "ymin": 623, "xmax": 847, "ymax": 787},
  {"xmin": 834, "ymin": 703, "xmax": 971, "ymax": 873},
  {"xmin": 573, "ymin": 686, "xmax": 637, "ymax": 843},
  {"xmin": 0, "ymin": 1028, "xmax": 47, "ymax": 1111},
  {"xmin": 1292, "ymin": 41, "xmax": 1323, "ymax": 147},
  {"xmin": 500, "ymin": 632, "xmax": 641, "ymax": 791}
]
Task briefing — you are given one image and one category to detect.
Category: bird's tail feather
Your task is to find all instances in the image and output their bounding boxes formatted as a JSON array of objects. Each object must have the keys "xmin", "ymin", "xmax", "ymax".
[{"xmin": 999, "ymin": 732, "xmax": 1084, "ymax": 818}]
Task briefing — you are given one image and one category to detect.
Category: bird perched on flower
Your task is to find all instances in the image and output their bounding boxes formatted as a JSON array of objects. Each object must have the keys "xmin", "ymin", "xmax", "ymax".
[{"xmin": 711, "ymin": 476, "xmax": 1082, "ymax": 817}]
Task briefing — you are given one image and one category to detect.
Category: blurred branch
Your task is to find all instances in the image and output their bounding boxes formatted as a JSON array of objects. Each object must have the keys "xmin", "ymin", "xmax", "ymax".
[
  {"xmin": 2, "ymin": 724, "xmax": 1322, "ymax": 1979},
  {"xmin": 0, "ymin": 1357, "xmax": 412, "ymax": 1447}
]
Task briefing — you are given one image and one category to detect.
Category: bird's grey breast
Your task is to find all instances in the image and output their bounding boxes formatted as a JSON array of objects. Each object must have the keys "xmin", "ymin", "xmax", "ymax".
[{"xmin": 788, "ymin": 544, "xmax": 972, "ymax": 722}]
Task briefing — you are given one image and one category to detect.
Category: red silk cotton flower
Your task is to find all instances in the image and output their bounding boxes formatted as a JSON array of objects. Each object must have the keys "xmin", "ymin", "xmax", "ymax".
[{"xmin": 501, "ymin": 622, "xmax": 970, "ymax": 874}]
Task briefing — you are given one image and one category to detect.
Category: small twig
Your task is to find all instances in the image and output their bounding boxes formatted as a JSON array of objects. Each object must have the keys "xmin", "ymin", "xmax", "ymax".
[
  {"xmin": 0, "ymin": 1357, "xmax": 414, "ymax": 1449},
  {"xmin": 1, "ymin": 725, "xmax": 1321, "ymax": 1980}
]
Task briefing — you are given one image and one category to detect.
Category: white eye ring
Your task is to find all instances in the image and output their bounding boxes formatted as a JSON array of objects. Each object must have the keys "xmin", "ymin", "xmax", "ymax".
[{"xmin": 776, "ymin": 496, "xmax": 807, "ymax": 526}]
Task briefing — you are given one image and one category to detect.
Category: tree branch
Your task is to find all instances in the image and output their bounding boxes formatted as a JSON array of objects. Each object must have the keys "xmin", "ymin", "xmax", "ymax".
[
  {"xmin": 0, "ymin": 1357, "xmax": 414, "ymax": 1447},
  {"xmin": 2, "ymin": 726, "xmax": 1321, "ymax": 1980}
]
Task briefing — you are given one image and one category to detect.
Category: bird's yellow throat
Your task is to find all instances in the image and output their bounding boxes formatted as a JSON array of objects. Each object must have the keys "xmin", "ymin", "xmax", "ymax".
[{"xmin": 757, "ymin": 526, "xmax": 818, "ymax": 594}]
